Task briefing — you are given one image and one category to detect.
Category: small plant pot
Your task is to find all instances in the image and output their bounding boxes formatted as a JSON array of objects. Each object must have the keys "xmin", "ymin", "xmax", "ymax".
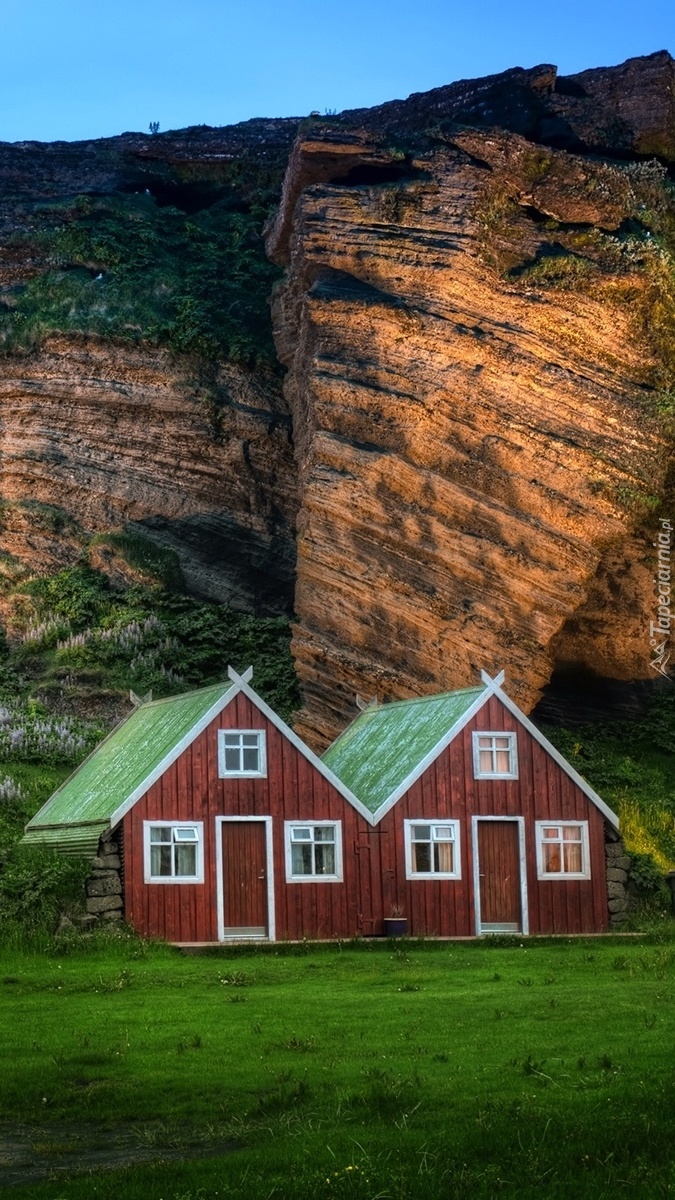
[{"xmin": 383, "ymin": 917, "xmax": 408, "ymax": 937}]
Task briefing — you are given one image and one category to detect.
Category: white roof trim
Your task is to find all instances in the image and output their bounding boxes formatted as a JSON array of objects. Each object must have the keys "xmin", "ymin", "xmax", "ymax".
[
  {"xmin": 231, "ymin": 675, "xmax": 378, "ymax": 825},
  {"xmin": 481, "ymin": 668, "xmax": 505, "ymax": 687},
  {"xmin": 368, "ymin": 688, "xmax": 490, "ymax": 824},
  {"xmin": 100, "ymin": 665, "xmax": 617, "ymax": 837},
  {"xmin": 109, "ymin": 683, "xmax": 239, "ymax": 827},
  {"xmin": 348, "ymin": 669, "xmax": 617, "ymax": 830},
  {"xmin": 228, "ymin": 665, "xmax": 254, "ymax": 684},
  {"xmin": 110, "ymin": 668, "xmax": 376, "ymax": 830},
  {"xmin": 486, "ymin": 680, "xmax": 619, "ymax": 829}
]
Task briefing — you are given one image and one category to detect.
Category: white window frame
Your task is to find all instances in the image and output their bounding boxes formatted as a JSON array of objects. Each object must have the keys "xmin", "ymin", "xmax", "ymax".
[
  {"xmin": 535, "ymin": 820, "xmax": 591, "ymax": 880},
  {"xmin": 143, "ymin": 820, "xmax": 204, "ymax": 884},
  {"xmin": 284, "ymin": 821, "xmax": 343, "ymax": 883},
  {"xmin": 472, "ymin": 731, "xmax": 519, "ymax": 779},
  {"xmin": 404, "ymin": 819, "xmax": 461, "ymax": 880},
  {"xmin": 217, "ymin": 729, "xmax": 267, "ymax": 778}
]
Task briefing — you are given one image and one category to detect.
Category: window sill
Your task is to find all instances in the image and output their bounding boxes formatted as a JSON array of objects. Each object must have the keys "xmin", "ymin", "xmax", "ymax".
[
  {"xmin": 474, "ymin": 772, "xmax": 519, "ymax": 780},
  {"xmin": 537, "ymin": 872, "xmax": 590, "ymax": 881},
  {"xmin": 219, "ymin": 770, "xmax": 268, "ymax": 779},
  {"xmin": 406, "ymin": 872, "xmax": 461, "ymax": 881},
  {"xmin": 286, "ymin": 874, "xmax": 343, "ymax": 884},
  {"xmin": 145, "ymin": 875, "xmax": 204, "ymax": 885}
]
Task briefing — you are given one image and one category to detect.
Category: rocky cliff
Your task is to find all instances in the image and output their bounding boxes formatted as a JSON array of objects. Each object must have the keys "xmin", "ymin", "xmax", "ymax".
[
  {"xmin": 267, "ymin": 53, "xmax": 675, "ymax": 745},
  {"xmin": 0, "ymin": 119, "xmax": 300, "ymax": 612},
  {"xmin": 0, "ymin": 337, "xmax": 297, "ymax": 610},
  {"xmin": 1, "ymin": 53, "xmax": 674, "ymax": 741}
]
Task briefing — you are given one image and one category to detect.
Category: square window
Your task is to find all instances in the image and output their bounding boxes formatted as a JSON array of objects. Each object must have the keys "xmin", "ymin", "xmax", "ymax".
[
  {"xmin": 472, "ymin": 732, "xmax": 518, "ymax": 779},
  {"xmin": 218, "ymin": 730, "xmax": 266, "ymax": 777},
  {"xmin": 285, "ymin": 823, "xmax": 342, "ymax": 882},
  {"xmin": 536, "ymin": 821, "xmax": 589, "ymax": 879},
  {"xmin": 405, "ymin": 820, "xmax": 461, "ymax": 879},
  {"xmin": 144, "ymin": 822, "xmax": 204, "ymax": 883}
]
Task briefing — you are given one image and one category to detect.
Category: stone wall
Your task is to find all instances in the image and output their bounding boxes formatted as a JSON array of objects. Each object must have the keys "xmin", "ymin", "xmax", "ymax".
[
  {"xmin": 605, "ymin": 834, "xmax": 632, "ymax": 927},
  {"xmin": 84, "ymin": 831, "xmax": 123, "ymax": 924}
]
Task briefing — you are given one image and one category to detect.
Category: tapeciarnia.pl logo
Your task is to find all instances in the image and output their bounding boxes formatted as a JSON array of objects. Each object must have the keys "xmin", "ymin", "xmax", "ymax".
[{"xmin": 650, "ymin": 518, "xmax": 672, "ymax": 680}]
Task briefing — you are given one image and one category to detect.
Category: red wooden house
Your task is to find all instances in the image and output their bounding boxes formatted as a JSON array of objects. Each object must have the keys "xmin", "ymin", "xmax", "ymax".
[{"xmin": 24, "ymin": 667, "xmax": 620, "ymax": 941}]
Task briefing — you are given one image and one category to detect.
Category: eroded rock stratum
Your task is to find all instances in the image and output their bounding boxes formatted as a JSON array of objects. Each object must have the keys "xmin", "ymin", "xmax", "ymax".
[
  {"xmin": 1, "ymin": 53, "xmax": 674, "ymax": 740},
  {"xmin": 0, "ymin": 120, "xmax": 300, "ymax": 613},
  {"xmin": 267, "ymin": 54, "xmax": 675, "ymax": 745}
]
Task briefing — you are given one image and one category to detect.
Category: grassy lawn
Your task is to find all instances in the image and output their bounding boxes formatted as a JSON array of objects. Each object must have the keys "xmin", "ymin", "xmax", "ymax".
[{"xmin": 1, "ymin": 934, "xmax": 675, "ymax": 1198}]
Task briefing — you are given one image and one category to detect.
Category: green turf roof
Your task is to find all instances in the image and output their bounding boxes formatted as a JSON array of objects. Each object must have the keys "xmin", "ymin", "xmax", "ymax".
[
  {"xmin": 322, "ymin": 686, "xmax": 485, "ymax": 815},
  {"xmin": 24, "ymin": 681, "xmax": 234, "ymax": 843}
]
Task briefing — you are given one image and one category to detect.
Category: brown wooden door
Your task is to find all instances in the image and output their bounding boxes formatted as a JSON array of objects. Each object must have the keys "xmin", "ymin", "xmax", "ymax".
[
  {"xmin": 222, "ymin": 821, "xmax": 268, "ymax": 936},
  {"xmin": 477, "ymin": 820, "xmax": 522, "ymax": 932}
]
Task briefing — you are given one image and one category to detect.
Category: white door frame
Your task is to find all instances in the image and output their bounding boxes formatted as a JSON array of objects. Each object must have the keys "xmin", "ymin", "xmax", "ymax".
[
  {"xmin": 471, "ymin": 815, "xmax": 528, "ymax": 937},
  {"xmin": 215, "ymin": 815, "xmax": 276, "ymax": 942}
]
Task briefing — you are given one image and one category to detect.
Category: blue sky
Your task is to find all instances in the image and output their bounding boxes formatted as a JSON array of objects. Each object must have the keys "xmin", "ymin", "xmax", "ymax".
[{"xmin": 3, "ymin": 0, "xmax": 675, "ymax": 143}]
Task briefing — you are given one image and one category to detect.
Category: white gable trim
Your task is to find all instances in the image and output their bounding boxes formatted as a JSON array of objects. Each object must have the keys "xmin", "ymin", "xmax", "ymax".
[
  {"xmin": 109, "ymin": 684, "xmax": 239, "ymax": 828},
  {"xmin": 111, "ymin": 668, "xmax": 375, "ymax": 831},
  {"xmin": 363, "ymin": 671, "xmax": 618, "ymax": 829},
  {"xmin": 368, "ymin": 688, "xmax": 491, "ymax": 824},
  {"xmin": 486, "ymin": 681, "xmax": 619, "ymax": 829},
  {"xmin": 228, "ymin": 665, "xmax": 253, "ymax": 685},
  {"xmin": 229, "ymin": 671, "xmax": 377, "ymax": 825},
  {"xmin": 107, "ymin": 667, "xmax": 617, "ymax": 836}
]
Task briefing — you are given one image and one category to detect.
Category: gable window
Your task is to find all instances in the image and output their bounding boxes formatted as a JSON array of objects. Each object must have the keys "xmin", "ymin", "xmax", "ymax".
[
  {"xmin": 536, "ymin": 821, "xmax": 590, "ymax": 879},
  {"xmin": 144, "ymin": 821, "xmax": 204, "ymax": 883},
  {"xmin": 404, "ymin": 820, "xmax": 461, "ymax": 879},
  {"xmin": 472, "ymin": 732, "xmax": 518, "ymax": 779},
  {"xmin": 285, "ymin": 822, "xmax": 343, "ymax": 882},
  {"xmin": 218, "ymin": 730, "xmax": 266, "ymax": 777}
]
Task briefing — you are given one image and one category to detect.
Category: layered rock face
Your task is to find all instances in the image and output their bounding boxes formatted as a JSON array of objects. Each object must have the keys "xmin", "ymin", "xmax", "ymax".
[
  {"xmin": 0, "ymin": 336, "xmax": 297, "ymax": 610},
  {"xmin": 1, "ymin": 53, "xmax": 674, "ymax": 739},
  {"xmin": 269, "ymin": 54, "xmax": 674, "ymax": 746},
  {"xmin": 0, "ymin": 118, "xmax": 300, "ymax": 613}
]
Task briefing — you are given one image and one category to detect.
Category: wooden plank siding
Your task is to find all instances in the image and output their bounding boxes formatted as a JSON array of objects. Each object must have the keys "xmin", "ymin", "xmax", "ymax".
[
  {"xmin": 124, "ymin": 691, "xmax": 370, "ymax": 942},
  {"xmin": 123, "ymin": 689, "xmax": 609, "ymax": 943}
]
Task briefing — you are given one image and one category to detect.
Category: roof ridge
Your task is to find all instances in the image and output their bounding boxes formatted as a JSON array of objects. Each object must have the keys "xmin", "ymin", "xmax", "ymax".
[
  {"xmin": 142, "ymin": 679, "xmax": 232, "ymax": 708},
  {"xmin": 361, "ymin": 684, "xmax": 484, "ymax": 713}
]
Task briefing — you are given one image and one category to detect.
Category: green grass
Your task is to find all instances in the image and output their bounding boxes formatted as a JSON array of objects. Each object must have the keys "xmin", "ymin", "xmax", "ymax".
[
  {"xmin": 1, "ymin": 936, "xmax": 675, "ymax": 1197},
  {"xmin": 89, "ymin": 530, "xmax": 184, "ymax": 590},
  {"xmin": 0, "ymin": 762, "xmax": 89, "ymax": 938},
  {"xmin": 0, "ymin": 190, "xmax": 281, "ymax": 368},
  {"xmin": 542, "ymin": 695, "xmax": 675, "ymax": 877},
  {"xmin": 513, "ymin": 251, "xmax": 599, "ymax": 289}
]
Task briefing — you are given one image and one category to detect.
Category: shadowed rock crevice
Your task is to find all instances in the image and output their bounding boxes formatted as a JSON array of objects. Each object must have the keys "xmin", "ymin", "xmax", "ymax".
[{"xmin": 129, "ymin": 512, "xmax": 295, "ymax": 613}]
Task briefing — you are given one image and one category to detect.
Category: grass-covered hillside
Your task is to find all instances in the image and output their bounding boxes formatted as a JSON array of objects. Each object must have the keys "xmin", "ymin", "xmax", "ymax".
[
  {"xmin": 542, "ymin": 703, "xmax": 675, "ymax": 881},
  {"xmin": 0, "ymin": 161, "xmax": 284, "ymax": 369},
  {"xmin": 0, "ymin": 549, "xmax": 299, "ymax": 936}
]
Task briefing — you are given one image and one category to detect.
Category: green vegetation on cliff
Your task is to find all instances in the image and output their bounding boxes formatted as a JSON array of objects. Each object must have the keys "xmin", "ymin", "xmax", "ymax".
[
  {"xmin": 0, "ymin": 186, "xmax": 281, "ymax": 367},
  {"xmin": 543, "ymin": 701, "xmax": 675, "ymax": 918},
  {"xmin": 2, "ymin": 561, "xmax": 300, "ymax": 717}
]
